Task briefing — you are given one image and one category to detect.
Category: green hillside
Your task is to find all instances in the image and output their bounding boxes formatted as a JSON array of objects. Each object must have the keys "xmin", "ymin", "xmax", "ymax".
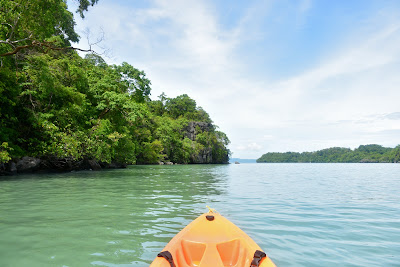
[{"xmin": 257, "ymin": 145, "xmax": 400, "ymax": 163}]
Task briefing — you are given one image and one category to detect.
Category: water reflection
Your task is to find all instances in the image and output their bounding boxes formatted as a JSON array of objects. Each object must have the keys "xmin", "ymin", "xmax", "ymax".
[
  {"xmin": 122, "ymin": 165, "xmax": 228, "ymax": 264},
  {"xmin": 0, "ymin": 164, "xmax": 228, "ymax": 266},
  {"xmin": 2, "ymin": 164, "xmax": 399, "ymax": 266}
]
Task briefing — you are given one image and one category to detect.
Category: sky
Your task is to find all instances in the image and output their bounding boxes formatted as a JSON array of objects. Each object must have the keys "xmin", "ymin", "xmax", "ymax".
[{"xmin": 67, "ymin": 0, "xmax": 400, "ymax": 159}]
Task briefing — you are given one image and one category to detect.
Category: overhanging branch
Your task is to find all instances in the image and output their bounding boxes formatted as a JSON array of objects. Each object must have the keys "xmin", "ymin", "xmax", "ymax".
[{"xmin": 0, "ymin": 40, "xmax": 94, "ymax": 57}]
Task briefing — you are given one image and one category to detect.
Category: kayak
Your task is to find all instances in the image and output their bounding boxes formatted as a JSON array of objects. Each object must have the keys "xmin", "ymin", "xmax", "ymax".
[{"xmin": 150, "ymin": 211, "xmax": 276, "ymax": 267}]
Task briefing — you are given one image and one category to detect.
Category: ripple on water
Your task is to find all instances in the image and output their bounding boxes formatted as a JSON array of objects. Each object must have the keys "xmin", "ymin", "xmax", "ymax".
[{"xmin": 0, "ymin": 164, "xmax": 399, "ymax": 266}]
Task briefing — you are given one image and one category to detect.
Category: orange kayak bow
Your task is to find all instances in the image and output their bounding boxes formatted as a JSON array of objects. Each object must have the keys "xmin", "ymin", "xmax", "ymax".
[{"xmin": 150, "ymin": 212, "xmax": 276, "ymax": 267}]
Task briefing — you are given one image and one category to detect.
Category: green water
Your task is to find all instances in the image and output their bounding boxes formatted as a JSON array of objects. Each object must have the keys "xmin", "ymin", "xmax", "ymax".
[{"xmin": 1, "ymin": 164, "xmax": 399, "ymax": 266}]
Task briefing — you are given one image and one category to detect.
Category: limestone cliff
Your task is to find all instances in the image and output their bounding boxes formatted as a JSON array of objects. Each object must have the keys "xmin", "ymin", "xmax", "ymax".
[{"xmin": 184, "ymin": 121, "xmax": 229, "ymax": 164}]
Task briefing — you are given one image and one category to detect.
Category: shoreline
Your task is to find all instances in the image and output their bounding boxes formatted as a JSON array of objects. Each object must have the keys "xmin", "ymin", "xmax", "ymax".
[
  {"xmin": 0, "ymin": 156, "xmax": 127, "ymax": 176},
  {"xmin": 0, "ymin": 156, "xmax": 229, "ymax": 176}
]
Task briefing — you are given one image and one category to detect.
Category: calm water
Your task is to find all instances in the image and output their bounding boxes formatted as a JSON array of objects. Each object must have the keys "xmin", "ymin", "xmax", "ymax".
[{"xmin": 0, "ymin": 164, "xmax": 399, "ymax": 266}]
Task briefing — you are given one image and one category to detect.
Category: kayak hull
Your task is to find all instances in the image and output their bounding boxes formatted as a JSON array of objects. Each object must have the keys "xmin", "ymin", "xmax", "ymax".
[{"xmin": 150, "ymin": 213, "xmax": 276, "ymax": 267}]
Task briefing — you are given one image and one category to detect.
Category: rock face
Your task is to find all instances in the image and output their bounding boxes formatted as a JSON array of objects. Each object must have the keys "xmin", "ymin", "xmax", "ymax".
[
  {"xmin": 185, "ymin": 122, "xmax": 213, "ymax": 141},
  {"xmin": 16, "ymin": 157, "xmax": 41, "ymax": 173},
  {"xmin": 0, "ymin": 156, "xmax": 127, "ymax": 176},
  {"xmin": 8, "ymin": 162, "xmax": 17, "ymax": 174},
  {"xmin": 155, "ymin": 121, "xmax": 228, "ymax": 165},
  {"xmin": 184, "ymin": 121, "xmax": 230, "ymax": 164},
  {"xmin": 88, "ymin": 160, "xmax": 102, "ymax": 171},
  {"xmin": 183, "ymin": 121, "xmax": 215, "ymax": 164},
  {"xmin": 0, "ymin": 161, "xmax": 17, "ymax": 175},
  {"xmin": 192, "ymin": 147, "xmax": 213, "ymax": 164},
  {"xmin": 41, "ymin": 157, "xmax": 83, "ymax": 172},
  {"xmin": 99, "ymin": 161, "xmax": 127, "ymax": 169},
  {"xmin": 184, "ymin": 122, "xmax": 211, "ymax": 164}
]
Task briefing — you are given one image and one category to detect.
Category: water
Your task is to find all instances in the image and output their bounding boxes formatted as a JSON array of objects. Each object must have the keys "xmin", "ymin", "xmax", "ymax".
[{"xmin": 0, "ymin": 164, "xmax": 399, "ymax": 266}]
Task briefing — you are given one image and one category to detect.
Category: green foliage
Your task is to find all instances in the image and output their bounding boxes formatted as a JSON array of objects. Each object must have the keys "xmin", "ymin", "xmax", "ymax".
[
  {"xmin": 0, "ymin": 0, "xmax": 78, "ymax": 42},
  {"xmin": 165, "ymin": 94, "xmax": 197, "ymax": 119},
  {"xmin": 75, "ymin": 0, "xmax": 99, "ymax": 18},
  {"xmin": 0, "ymin": 0, "xmax": 99, "ymax": 58},
  {"xmin": 257, "ymin": 144, "xmax": 400, "ymax": 163},
  {"xmin": 0, "ymin": 49, "xmax": 230, "ymax": 165},
  {"xmin": 391, "ymin": 145, "xmax": 400, "ymax": 163},
  {"xmin": 113, "ymin": 62, "xmax": 152, "ymax": 103},
  {"xmin": 140, "ymin": 140, "xmax": 165, "ymax": 164},
  {"xmin": 0, "ymin": 66, "xmax": 20, "ymax": 153},
  {"xmin": 85, "ymin": 53, "xmax": 107, "ymax": 67},
  {"xmin": 0, "ymin": 1, "xmax": 230, "ymax": 168},
  {"xmin": 149, "ymin": 93, "xmax": 212, "ymax": 123},
  {"xmin": 154, "ymin": 117, "xmax": 188, "ymax": 163},
  {"xmin": 196, "ymin": 130, "xmax": 230, "ymax": 163},
  {"xmin": 0, "ymin": 142, "xmax": 12, "ymax": 163}
]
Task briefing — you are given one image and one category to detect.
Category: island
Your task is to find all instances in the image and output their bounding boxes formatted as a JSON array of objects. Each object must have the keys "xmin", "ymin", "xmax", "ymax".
[
  {"xmin": 0, "ymin": 1, "xmax": 230, "ymax": 175},
  {"xmin": 257, "ymin": 144, "xmax": 400, "ymax": 163}
]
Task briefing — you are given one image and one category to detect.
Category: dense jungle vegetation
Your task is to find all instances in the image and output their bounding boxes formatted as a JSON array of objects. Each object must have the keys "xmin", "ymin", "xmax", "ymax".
[
  {"xmin": 257, "ymin": 144, "xmax": 400, "ymax": 163},
  {"xmin": 0, "ymin": 0, "xmax": 230, "ymax": 170}
]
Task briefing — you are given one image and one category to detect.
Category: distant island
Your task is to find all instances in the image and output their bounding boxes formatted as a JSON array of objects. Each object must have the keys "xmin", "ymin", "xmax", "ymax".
[{"xmin": 257, "ymin": 144, "xmax": 400, "ymax": 163}]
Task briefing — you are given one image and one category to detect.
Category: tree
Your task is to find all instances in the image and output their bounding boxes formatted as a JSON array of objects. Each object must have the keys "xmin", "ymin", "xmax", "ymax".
[
  {"xmin": 0, "ymin": 1, "xmax": 231, "ymax": 168},
  {"xmin": 391, "ymin": 145, "xmax": 400, "ymax": 163},
  {"xmin": 0, "ymin": 0, "xmax": 98, "ymax": 58},
  {"xmin": 257, "ymin": 145, "xmax": 400, "ymax": 163},
  {"xmin": 165, "ymin": 94, "xmax": 197, "ymax": 119},
  {"xmin": 164, "ymin": 94, "xmax": 212, "ymax": 122},
  {"xmin": 75, "ymin": 0, "xmax": 99, "ymax": 18},
  {"xmin": 0, "ymin": 142, "xmax": 12, "ymax": 163},
  {"xmin": 113, "ymin": 62, "xmax": 151, "ymax": 103}
]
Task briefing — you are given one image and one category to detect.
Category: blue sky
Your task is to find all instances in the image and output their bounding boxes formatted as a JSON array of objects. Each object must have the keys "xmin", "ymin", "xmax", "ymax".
[{"xmin": 68, "ymin": 0, "xmax": 400, "ymax": 158}]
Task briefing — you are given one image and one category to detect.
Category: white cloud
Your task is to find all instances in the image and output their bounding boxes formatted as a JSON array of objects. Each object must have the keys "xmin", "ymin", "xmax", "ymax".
[
  {"xmin": 384, "ymin": 112, "xmax": 400, "ymax": 120},
  {"xmin": 236, "ymin": 142, "xmax": 263, "ymax": 152},
  {"xmin": 69, "ymin": 0, "xmax": 400, "ymax": 158}
]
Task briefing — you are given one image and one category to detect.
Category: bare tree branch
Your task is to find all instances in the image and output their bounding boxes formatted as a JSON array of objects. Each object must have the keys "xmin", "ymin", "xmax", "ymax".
[
  {"xmin": 81, "ymin": 27, "xmax": 110, "ymax": 56},
  {"xmin": 0, "ymin": 44, "xmax": 34, "ymax": 57},
  {"xmin": 10, "ymin": 35, "xmax": 32, "ymax": 44},
  {"xmin": 0, "ymin": 40, "xmax": 94, "ymax": 57},
  {"xmin": 1, "ymin": 26, "xmax": 107, "ymax": 58},
  {"xmin": 1, "ymin": 22, "xmax": 13, "ymax": 29}
]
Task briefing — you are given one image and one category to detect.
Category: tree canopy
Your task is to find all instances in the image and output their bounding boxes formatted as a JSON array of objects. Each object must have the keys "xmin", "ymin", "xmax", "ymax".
[
  {"xmin": 0, "ymin": 0, "xmax": 98, "ymax": 57},
  {"xmin": 257, "ymin": 145, "xmax": 400, "ymax": 163},
  {"xmin": 0, "ymin": 49, "xmax": 230, "ymax": 166},
  {"xmin": 0, "ymin": 0, "xmax": 230, "ymax": 170}
]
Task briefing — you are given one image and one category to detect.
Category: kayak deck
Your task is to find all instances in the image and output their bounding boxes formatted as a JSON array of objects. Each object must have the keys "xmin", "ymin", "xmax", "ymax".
[{"xmin": 150, "ymin": 213, "xmax": 276, "ymax": 267}]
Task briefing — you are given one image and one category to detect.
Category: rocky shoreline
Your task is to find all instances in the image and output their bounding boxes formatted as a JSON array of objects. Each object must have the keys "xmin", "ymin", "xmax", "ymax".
[
  {"xmin": 1, "ymin": 121, "xmax": 230, "ymax": 176},
  {"xmin": 0, "ymin": 156, "xmax": 128, "ymax": 176},
  {"xmin": 0, "ymin": 155, "xmax": 229, "ymax": 176}
]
